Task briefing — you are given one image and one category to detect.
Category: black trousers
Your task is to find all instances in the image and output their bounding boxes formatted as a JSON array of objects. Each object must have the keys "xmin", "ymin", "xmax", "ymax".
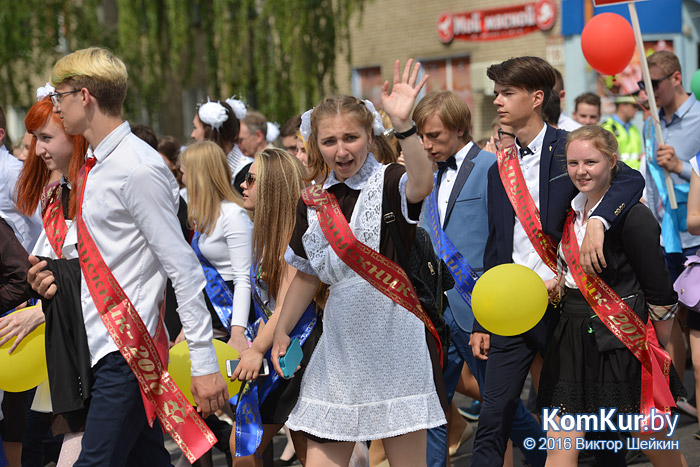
[{"xmin": 470, "ymin": 305, "xmax": 558, "ymax": 467}]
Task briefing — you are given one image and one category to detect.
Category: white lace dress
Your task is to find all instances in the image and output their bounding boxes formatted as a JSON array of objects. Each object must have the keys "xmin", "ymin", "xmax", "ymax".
[{"xmin": 284, "ymin": 158, "xmax": 445, "ymax": 441}]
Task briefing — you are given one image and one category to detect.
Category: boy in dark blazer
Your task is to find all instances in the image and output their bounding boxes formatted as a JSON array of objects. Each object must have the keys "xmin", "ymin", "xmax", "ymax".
[
  {"xmin": 415, "ymin": 91, "xmax": 546, "ymax": 467},
  {"xmin": 469, "ymin": 56, "xmax": 645, "ymax": 466}
]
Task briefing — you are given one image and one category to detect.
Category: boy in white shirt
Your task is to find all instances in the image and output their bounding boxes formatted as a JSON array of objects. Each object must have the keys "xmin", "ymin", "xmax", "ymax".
[{"xmin": 27, "ymin": 47, "xmax": 227, "ymax": 466}]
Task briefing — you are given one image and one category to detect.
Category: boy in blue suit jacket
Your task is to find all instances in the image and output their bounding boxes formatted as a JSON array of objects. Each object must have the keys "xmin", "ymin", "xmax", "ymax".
[
  {"xmin": 415, "ymin": 91, "xmax": 546, "ymax": 467},
  {"xmin": 469, "ymin": 56, "xmax": 645, "ymax": 466}
]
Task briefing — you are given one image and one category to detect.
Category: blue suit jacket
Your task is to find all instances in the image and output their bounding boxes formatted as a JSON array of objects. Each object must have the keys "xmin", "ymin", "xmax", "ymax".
[
  {"xmin": 475, "ymin": 124, "xmax": 646, "ymax": 334},
  {"xmin": 424, "ymin": 143, "xmax": 496, "ymax": 333}
]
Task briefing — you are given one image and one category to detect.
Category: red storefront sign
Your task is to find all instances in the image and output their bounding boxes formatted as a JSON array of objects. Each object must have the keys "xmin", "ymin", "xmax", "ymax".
[
  {"xmin": 593, "ymin": 0, "xmax": 640, "ymax": 5},
  {"xmin": 437, "ymin": 0, "xmax": 557, "ymax": 44}
]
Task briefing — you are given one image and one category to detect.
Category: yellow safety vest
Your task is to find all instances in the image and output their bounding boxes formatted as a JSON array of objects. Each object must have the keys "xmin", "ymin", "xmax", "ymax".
[{"xmin": 602, "ymin": 118, "xmax": 642, "ymax": 170}]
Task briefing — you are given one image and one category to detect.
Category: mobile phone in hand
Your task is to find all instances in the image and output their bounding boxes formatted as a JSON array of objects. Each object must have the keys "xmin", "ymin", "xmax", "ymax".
[
  {"xmin": 278, "ymin": 337, "xmax": 303, "ymax": 379},
  {"xmin": 226, "ymin": 359, "xmax": 270, "ymax": 378}
]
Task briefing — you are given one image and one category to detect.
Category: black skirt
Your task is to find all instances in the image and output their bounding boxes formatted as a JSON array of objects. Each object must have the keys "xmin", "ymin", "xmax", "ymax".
[{"xmin": 538, "ymin": 288, "xmax": 685, "ymax": 414}]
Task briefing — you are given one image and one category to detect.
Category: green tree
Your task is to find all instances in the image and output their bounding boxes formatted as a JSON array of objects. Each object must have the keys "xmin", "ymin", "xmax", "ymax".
[{"xmin": 0, "ymin": 0, "xmax": 364, "ymax": 129}]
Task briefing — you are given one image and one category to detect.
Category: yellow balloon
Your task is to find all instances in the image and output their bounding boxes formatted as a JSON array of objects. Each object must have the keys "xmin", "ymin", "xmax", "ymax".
[
  {"xmin": 168, "ymin": 339, "xmax": 242, "ymax": 406},
  {"xmin": 0, "ymin": 305, "xmax": 48, "ymax": 392},
  {"xmin": 472, "ymin": 264, "xmax": 548, "ymax": 336}
]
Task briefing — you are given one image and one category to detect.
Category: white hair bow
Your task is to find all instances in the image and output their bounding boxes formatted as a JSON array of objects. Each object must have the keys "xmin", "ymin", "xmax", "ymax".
[
  {"xmin": 198, "ymin": 100, "xmax": 228, "ymax": 130},
  {"xmin": 266, "ymin": 122, "xmax": 280, "ymax": 142},
  {"xmin": 363, "ymin": 100, "xmax": 385, "ymax": 136},
  {"xmin": 299, "ymin": 108, "xmax": 313, "ymax": 143},
  {"xmin": 225, "ymin": 97, "xmax": 247, "ymax": 120},
  {"xmin": 36, "ymin": 82, "xmax": 55, "ymax": 101}
]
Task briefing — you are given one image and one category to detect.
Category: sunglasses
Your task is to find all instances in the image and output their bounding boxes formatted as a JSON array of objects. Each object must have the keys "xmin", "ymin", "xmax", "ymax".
[
  {"xmin": 637, "ymin": 72, "xmax": 674, "ymax": 92},
  {"xmin": 245, "ymin": 172, "xmax": 256, "ymax": 186}
]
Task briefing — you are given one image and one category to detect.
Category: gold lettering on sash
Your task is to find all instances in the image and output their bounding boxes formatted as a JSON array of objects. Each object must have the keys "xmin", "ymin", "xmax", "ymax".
[
  {"xmin": 301, "ymin": 184, "xmax": 443, "ymax": 366},
  {"xmin": 163, "ymin": 400, "xmax": 187, "ymax": 424}
]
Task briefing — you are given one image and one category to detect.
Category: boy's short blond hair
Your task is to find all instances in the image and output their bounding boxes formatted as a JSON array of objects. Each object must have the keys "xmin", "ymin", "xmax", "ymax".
[{"xmin": 50, "ymin": 47, "xmax": 128, "ymax": 116}]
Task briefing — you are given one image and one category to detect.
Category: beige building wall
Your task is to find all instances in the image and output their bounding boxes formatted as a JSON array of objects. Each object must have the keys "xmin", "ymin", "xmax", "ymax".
[{"xmin": 336, "ymin": 0, "xmax": 565, "ymax": 140}]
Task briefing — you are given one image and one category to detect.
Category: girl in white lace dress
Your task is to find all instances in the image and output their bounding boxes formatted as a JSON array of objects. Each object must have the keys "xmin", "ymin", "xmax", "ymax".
[{"xmin": 271, "ymin": 60, "xmax": 446, "ymax": 467}]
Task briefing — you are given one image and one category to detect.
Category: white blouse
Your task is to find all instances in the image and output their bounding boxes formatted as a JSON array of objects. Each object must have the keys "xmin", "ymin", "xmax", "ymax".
[
  {"xmin": 197, "ymin": 200, "xmax": 253, "ymax": 329},
  {"xmin": 561, "ymin": 191, "xmax": 604, "ymax": 288}
]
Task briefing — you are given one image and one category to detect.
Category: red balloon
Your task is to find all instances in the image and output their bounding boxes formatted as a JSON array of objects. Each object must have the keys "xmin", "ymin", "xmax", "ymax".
[{"xmin": 581, "ymin": 13, "xmax": 636, "ymax": 76}]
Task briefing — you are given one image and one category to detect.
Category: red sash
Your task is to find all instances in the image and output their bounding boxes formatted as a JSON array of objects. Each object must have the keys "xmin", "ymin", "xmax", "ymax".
[
  {"xmin": 40, "ymin": 181, "xmax": 68, "ymax": 259},
  {"xmin": 561, "ymin": 210, "xmax": 675, "ymax": 429},
  {"xmin": 497, "ymin": 145, "xmax": 558, "ymax": 274},
  {"xmin": 76, "ymin": 158, "xmax": 216, "ymax": 462},
  {"xmin": 301, "ymin": 185, "xmax": 443, "ymax": 366}
]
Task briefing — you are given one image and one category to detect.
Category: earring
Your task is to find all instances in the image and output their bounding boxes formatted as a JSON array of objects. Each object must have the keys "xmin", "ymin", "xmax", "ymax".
[{"xmin": 367, "ymin": 144, "xmax": 371, "ymax": 152}]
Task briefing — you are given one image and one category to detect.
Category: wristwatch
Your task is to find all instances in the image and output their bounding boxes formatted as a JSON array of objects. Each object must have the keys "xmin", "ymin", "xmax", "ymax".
[{"xmin": 393, "ymin": 122, "xmax": 417, "ymax": 140}]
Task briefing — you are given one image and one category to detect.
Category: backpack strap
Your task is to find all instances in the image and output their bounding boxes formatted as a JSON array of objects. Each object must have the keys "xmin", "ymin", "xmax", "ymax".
[{"xmin": 382, "ymin": 189, "xmax": 410, "ymax": 273}]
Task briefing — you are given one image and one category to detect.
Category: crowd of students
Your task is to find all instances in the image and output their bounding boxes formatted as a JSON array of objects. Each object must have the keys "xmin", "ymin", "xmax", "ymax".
[{"xmin": 0, "ymin": 45, "xmax": 699, "ymax": 467}]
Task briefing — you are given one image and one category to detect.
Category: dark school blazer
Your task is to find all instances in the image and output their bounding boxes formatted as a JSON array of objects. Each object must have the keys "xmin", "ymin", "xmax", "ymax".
[{"xmin": 475, "ymin": 124, "xmax": 646, "ymax": 335}]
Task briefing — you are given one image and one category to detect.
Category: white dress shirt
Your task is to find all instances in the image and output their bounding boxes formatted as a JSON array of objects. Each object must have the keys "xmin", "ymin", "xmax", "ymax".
[
  {"xmin": 437, "ymin": 142, "xmax": 473, "ymax": 225},
  {"xmin": 0, "ymin": 145, "xmax": 42, "ymax": 251},
  {"xmin": 511, "ymin": 124, "xmax": 555, "ymax": 281},
  {"xmin": 80, "ymin": 122, "xmax": 218, "ymax": 376},
  {"xmin": 197, "ymin": 200, "xmax": 253, "ymax": 329},
  {"xmin": 561, "ymin": 192, "xmax": 604, "ymax": 288}
]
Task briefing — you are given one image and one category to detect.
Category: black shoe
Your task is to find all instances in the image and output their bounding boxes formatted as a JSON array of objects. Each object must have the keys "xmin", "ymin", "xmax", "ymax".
[{"xmin": 274, "ymin": 453, "xmax": 298, "ymax": 466}]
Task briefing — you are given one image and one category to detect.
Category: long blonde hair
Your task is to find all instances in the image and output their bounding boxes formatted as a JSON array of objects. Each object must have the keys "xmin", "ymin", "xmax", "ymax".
[
  {"xmin": 253, "ymin": 148, "xmax": 307, "ymax": 296},
  {"xmin": 180, "ymin": 141, "xmax": 244, "ymax": 235}
]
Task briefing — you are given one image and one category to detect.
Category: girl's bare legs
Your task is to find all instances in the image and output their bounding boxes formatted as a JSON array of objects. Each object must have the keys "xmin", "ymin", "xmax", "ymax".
[
  {"xmin": 368, "ymin": 439, "xmax": 387, "ymax": 466},
  {"xmin": 305, "ymin": 439, "xmax": 355, "ymax": 467},
  {"xmin": 281, "ymin": 426, "xmax": 296, "ymax": 462},
  {"xmin": 289, "ymin": 429, "xmax": 308, "ymax": 465},
  {"xmin": 543, "ymin": 421, "xmax": 582, "ymax": 467},
  {"xmin": 231, "ymin": 423, "xmax": 284, "ymax": 467},
  {"xmin": 636, "ymin": 430, "xmax": 687, "ymax": 467},
  {"xmin": 3, "ymin": 442, "xmax": 21, "ymax": 467},
  {"xmin": 383, "ymin": 430, "xmax": 428, "ymax": 467},
  {"xmin": 689, "ymin": 329, "xmax": 700, "ymax": 431}
]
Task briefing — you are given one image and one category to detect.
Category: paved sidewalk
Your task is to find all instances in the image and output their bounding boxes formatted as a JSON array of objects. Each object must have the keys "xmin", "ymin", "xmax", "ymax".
[{"xmin": 168, "ymin": 379, "xmax": 700, "ymax": 466}]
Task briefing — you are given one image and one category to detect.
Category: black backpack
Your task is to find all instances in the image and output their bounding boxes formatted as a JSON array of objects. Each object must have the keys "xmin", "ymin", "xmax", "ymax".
[{"xmin": 382, "ymin": 192, "xmax": 454, "ymax": 368}]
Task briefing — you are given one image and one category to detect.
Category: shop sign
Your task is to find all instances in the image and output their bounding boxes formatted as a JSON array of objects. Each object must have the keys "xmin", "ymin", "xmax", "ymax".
[
  {"xmin": 593, "ymin": 0, "xmax": 643, "ymax": 5},
  {"xmin": 437, "ymin": 0, "xmax": 557, "ymax": 44}
]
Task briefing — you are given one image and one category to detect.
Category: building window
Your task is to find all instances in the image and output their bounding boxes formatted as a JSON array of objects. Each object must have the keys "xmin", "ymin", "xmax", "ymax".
[
  {"xmin": 421, "ymin": 56, "xmax": 473, "ymax": 110},
  {"xmin": 353, "ymin": 66, "xmax": 384, "ymax": 109}
]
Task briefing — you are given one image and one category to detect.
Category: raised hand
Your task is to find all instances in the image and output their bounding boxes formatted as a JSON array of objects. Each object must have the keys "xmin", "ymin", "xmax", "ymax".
[{"xmin": 381, "ymin": 59, "xmax": 428, "ymax": 131}]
